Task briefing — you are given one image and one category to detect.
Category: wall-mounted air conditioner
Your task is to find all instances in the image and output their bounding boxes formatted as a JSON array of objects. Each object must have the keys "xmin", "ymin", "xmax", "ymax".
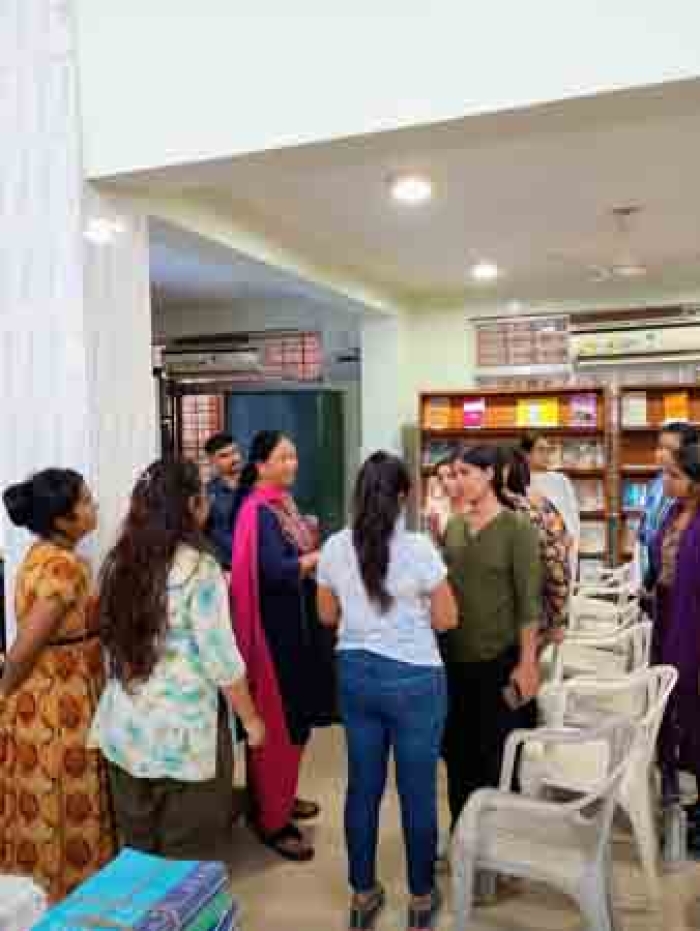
[
  {"xmin": 571, "ymin": 322, "xmax": 700, "ymax": 366},
  {"xmin": 161, "ymin": 337, "xmax": 262, "ymax": 376}
]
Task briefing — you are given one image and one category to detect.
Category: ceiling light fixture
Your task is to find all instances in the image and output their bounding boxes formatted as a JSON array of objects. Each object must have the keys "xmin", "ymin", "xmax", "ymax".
[
  {"xmin": 390, "ymin": 174, "xmax": 433, "ymax": 205},
  {"xmin": 612, "ymin": 263, "xmax": 648, "ymax": 279},
  {"xmin": 83, "ymin": 218, "xmax": 126, "ymax": 245},
  {"xmin": 471, "ymin": 260, "xmax": 499, "ymax": 283}
]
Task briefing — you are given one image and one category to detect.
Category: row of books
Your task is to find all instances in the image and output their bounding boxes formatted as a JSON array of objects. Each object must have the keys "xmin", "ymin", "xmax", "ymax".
[
  {"xmin": 621, "ymin": 390, "xmax": 692, "ymax": 427},
  {"xmin": 422, "ymin": 438, "xmax": 605, "ymax": 470},
  {"xmin": 423, "ymin": 393, "xmax": 599, "ymax": 430},
  {"xmin": 549, "ymin": 440, "xmax": 605, "ymax": 469}
]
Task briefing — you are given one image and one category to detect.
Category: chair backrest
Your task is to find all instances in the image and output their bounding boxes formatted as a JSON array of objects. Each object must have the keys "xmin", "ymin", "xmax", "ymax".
[
  {"xmin": 553, "ymin": 620, "xmax": 652, "ymax": 682},
  {"xmin": 575, "ymin": 561, "xmax": 633, "ymax": 590},
  {"xmin": 568, "ymin": 597, "xmax": 640, "ymax": 634},
  {"xmin": 555, "ymin": 666, "xmax": 677, "ymax": 758}
]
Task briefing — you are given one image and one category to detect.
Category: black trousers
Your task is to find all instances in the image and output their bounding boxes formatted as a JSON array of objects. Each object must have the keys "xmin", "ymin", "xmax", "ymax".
[{"xmin": 443, "ymin": 646, "xmax": 527, "ymax": 829}]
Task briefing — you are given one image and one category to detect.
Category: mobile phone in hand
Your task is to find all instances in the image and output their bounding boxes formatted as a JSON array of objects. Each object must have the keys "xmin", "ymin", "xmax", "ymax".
[{"xmin": 502, "ymin": 679, "xmax": 527, "ymax": 710}]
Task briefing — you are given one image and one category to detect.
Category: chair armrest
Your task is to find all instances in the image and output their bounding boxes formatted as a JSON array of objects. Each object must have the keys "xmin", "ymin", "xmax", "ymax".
[{"xmin": 500, "ymin": 726, "xmax": 584, "ymax": 789}]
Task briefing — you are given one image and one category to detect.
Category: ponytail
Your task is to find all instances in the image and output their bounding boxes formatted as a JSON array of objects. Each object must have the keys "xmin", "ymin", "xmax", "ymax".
[{"xmin": 352, "ymin": 452, "xmax": 411, "ymax": 614}]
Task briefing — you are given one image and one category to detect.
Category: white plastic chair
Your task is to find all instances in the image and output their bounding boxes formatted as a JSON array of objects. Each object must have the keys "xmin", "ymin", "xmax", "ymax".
[
  {"xmin": 572, "ymin": 580, "xmax": 638, "ymax": 614},
  {"xmin": 574, "ymin": 561, "xmax": 636, "ymax": 595},
  {"xmin": 568, "ymin": 598, "xmax": 641, "ymax": 638},
  {"xmin": 551, "ymin": 620, "xmax": 652, "ymax": 683},
  {"xmin": 524, "ymin": 667, "xmax": 678, "ymax": 904},
  {"xmin": 451, "ymin": 718, "xmax": 635, "ymax": 931}
]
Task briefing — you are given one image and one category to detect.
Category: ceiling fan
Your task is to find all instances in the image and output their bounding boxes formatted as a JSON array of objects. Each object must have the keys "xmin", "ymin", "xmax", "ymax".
[{"xmin": 547, "ymin": 205, "xmax": 649, "ymax": 282}]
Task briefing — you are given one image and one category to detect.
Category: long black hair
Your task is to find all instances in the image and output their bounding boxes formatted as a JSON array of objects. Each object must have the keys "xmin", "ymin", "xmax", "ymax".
[
  {"xmin": 232, "ymin": 430, "xmax": 285, "ymax": 526},
  {"xmin": 500, "ymin": 445, "xmax": 531, "ymax": 500},
  {"xmin": 99, "ymin": 459, "xmax": 210, "ymax": 687},
  {"xmin": 3, "ymin": 468, "xmax": 85, "ymax": 538},
  {"xmin": 673, "ymin": 443, "xmax": 700, "ymax": 484},
  {"xmin": 352, "ymin": 451, "xmax": 411, "ymax": 613},
  {"xmin": 458, "ymin": 445, "xmax": 510, "ymax": 507}
]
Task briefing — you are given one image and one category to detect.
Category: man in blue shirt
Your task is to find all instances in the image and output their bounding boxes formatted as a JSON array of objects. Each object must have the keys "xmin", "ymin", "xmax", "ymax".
[
  {"xmin": 639, "ymin": 421, "xmax": 699, "ymax": 586},
  {"xmin": 204, "ymin": 432, "xmax": 243, "ymax": 571}
]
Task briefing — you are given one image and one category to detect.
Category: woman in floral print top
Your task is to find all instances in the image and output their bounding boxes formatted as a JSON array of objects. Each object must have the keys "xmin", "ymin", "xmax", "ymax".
[
  {"xmin": 90, "ymin": 460, "xmax": 265, "ymax": 861},
  {"xmin": 501, "ymin": 447, "xmax": 572, "ymax": 644}
]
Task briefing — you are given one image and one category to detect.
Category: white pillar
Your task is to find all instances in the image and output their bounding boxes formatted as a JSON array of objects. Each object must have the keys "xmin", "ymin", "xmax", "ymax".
[
  {"xmin": 0, "ymin": 1, "xmax": 156, "ymax": 641},
  {"xmin": 360, "ymin": 314, "xmax": 405, "ymax": 457}
]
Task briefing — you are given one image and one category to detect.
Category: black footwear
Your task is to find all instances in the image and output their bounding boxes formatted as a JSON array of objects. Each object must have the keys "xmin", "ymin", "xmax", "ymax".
[
  {"xmin": 348, "ymin": 886, "xmax": 386, "ymax": 930},
  {"xmin": 407, "ymin": 888, "xmax": 442, "ymax": 931}
]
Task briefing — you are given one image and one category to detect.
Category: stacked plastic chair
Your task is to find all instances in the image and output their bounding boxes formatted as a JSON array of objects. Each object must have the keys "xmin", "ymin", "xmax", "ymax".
[{"xmin": 451, "ymin": 717, "xmax": 636, "ymax": 931}]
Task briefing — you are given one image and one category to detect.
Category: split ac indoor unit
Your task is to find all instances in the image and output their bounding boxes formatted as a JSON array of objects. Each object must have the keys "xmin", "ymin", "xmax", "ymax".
[{"xmin": 570, "ymin": 314, "xmax": 700, "ymax": 366}]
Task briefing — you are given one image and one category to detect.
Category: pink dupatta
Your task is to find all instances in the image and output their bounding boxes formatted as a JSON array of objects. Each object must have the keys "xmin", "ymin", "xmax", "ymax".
[{"xmin": 230, "ymin": 485, "xmax": 302, "ymax": 835}]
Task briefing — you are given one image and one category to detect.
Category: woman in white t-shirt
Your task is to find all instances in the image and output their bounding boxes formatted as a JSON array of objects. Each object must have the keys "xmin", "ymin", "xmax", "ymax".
[{"xmin": 317, "ymin": 452, "xmax": 457, "ymax": 931}]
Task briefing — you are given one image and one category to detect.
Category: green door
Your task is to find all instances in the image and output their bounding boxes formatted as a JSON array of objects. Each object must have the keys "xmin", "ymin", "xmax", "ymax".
[{"xmin": 226, "ymin": 390, "xmax": 346, "ymax": 537}]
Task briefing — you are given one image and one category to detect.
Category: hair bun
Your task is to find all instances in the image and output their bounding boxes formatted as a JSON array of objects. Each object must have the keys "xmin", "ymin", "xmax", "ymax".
[{"xmin": 3, "ymin": 480, "xmax": 34, "ymax": 529}]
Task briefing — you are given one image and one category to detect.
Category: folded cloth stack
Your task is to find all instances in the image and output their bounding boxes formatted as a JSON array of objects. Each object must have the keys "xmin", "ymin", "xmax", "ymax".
[
  {"xmin": 0, "ymin": 876, "xmax": 47, "ymax": 931},
  {"xmin": 32, "ymin": 849, "xmax": 241, "ymax": 931}
]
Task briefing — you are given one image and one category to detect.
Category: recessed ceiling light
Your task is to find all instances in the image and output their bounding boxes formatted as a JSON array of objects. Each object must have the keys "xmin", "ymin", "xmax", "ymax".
[
  {"xmin": 83, "ymin": 218, "xmax": 126, "ymax": 244},
  {"xmin": 612, "ymin": 263, "xmax": 648, "ymax": 279},
  {"xmin": 471, "ymin": 260, "xmax": 499, "ymax": 282},
  {"xmin": 390, "ymin": 174, "xmax": 433, "ymax": 205}
]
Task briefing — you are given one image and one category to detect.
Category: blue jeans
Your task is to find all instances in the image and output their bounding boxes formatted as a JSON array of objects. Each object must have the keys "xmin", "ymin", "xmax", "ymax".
[{"xmin": 338, "ymin": 650, "xmax": 447, "ymax": 896}]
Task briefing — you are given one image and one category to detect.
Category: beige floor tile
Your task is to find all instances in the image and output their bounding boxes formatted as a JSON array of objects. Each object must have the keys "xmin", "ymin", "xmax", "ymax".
[{"xmin": 228, "ymin": 728, "xmax": 700, "ymax": 931}]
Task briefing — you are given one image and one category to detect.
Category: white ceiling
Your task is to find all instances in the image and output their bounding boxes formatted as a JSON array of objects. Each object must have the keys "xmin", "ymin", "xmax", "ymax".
[{"xmin": 142, "ymin": 80, "xmax": 700, "ymax": 308}]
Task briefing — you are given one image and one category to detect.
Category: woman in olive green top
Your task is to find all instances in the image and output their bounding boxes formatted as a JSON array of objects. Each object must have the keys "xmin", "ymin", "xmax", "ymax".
[{"xmin": 442, "ymin": 445, "xmax": 542, "ymax": 828}]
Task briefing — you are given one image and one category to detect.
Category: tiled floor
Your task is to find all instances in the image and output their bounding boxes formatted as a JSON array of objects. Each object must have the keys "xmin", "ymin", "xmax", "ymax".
[{"xmin": 228, "ymin": 728, "xmax": 700, "ymax": 930}]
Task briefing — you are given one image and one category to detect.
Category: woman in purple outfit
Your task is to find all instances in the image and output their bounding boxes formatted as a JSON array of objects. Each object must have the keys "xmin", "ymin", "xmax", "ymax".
[{"xmin": 652, "ymin": 442, "xmax": 700, "ymax": 834}]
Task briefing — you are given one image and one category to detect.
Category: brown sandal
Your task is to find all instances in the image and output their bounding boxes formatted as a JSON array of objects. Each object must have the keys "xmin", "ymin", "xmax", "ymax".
[
  {"xmin": 257, "ymin": 822, "xmax": 314, "ymax": 862},
  {"xmin": 292, "ymin": 798, "xmax": 321, "ymax": 821}
]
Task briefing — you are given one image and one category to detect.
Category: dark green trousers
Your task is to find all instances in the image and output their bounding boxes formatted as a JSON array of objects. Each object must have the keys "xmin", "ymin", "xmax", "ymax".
[{"xmin": 108, "ymin": 705, "xmax": 234, "ymax": 862}]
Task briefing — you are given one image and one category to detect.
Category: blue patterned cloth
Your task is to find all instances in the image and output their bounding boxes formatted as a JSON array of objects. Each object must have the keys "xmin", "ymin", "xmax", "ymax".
[
  {"xmin": 638, "ymin": 472, "xmax": 674, "ymax": 584},
  {"xmin": 33, "ymin": 849, "xmax": 231, "ymax": 931}
]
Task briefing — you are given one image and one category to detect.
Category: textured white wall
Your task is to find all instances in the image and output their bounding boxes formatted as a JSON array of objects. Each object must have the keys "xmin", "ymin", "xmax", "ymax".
[{"xmin": 0, "ymin": 1, "xmax": 156, "ymax": 639}]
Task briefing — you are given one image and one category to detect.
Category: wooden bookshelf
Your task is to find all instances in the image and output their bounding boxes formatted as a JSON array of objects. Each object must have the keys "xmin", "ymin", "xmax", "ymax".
[
  {"xmin": 419, "ymin": 386, "xmax": 612, "ymax": 567},
  {"xmin": 617, "ymin": 382, "xmax": 700, "ymax": 562}
]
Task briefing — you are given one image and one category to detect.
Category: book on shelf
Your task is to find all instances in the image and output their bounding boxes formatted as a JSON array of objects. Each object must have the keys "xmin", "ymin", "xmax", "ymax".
[
  {"xmin": 663, "ymin": 390, "xmax": 690, "ymax": 423},
  {"xmin": 622, "ymin": 480, "xmax": 649, "ymax": 510},
  {"xmin": 422, "ymin": 440, "xmax": 459, "ymax": 468},
  {"xmin": 423, "ymin": 396, "xmax": 452, "ymax": 430},
  {"xmin": 462, "ymin": 397, "xmax": 486, "ymax": 428},
  {"xmin": 622, "ymin": 517, "xmax": 640, "ymax": 554},
  {"xmin": 569, "ymin": 392, "xmax": 598, "ymax": 427},
  {"xmin": 573, "ymin": 478, "xmax": 605, "ymax": 511},
  {"xmin": 579, "ymin": 521, "xmax": 607, "ymax": 555},
  {"xmin": 560, "ymin": 439, "xmax": 605, "ymax": 469},
  {"xmin": 548, "ymin": 440, "xmax": 563, "ymax": 469},
  {"xmin": 621, "ymin": 391, "xmax": 648, "ymax": 428},
  {"xmin": 515, "ymin": 397, "xmax": 559, "ymax": 428}
]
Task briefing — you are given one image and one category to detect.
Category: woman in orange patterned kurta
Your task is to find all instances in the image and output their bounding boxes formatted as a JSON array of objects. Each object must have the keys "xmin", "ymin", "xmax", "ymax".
[{"xmin": 0, "ymin": 469, "xmax": 116, "ymax": 902}]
